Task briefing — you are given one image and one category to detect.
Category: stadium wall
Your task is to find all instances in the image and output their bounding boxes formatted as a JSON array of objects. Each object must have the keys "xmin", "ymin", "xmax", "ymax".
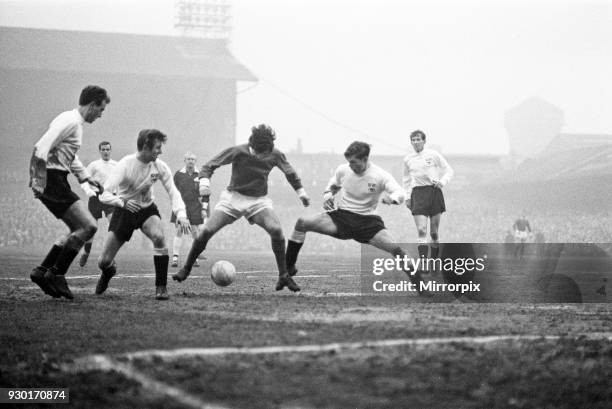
[{"xmin": 0, "ymin": 68, "xmax": 237, "ymax": 173}]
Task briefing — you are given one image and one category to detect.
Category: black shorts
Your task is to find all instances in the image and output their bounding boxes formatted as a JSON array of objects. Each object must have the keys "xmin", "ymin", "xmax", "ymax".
[
  {"xmin": 38, "ymin": 169, "xmax": 80, "ymax": 219},
  {"xmin": 88, "ymin": 195, "xmax": 115, "ymax": 219},
  {"xmin": 109, "ymin": 203, "xmax": 161, "ymax": 242},
  {"xmin": 410, "ymin": 186, "xmax": 446, "ymax": 216},
  {"xmin": 328, "ymin": 209, "xmax": 386, "ymax": 244},
  {"xmin": 170, "ymin": 199, "xmax": 204, "ymax": 225}
]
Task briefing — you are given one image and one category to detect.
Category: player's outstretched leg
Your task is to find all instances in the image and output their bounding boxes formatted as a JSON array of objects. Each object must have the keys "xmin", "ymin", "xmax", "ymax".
[
  {"xmin": 174, "ymin": 210, "xmax": 235, "ymax": 283},
  {"xmin": 369, "ymin": 230, "xmax": 432, "ymax": 298},
  {"xmin": 286, "ymin": 223, "xmax": 306, "ymax": 277}
]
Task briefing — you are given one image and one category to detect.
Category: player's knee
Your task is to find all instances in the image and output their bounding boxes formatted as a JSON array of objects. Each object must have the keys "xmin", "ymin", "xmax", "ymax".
[
  {"xmin": 98, "ymin": 256, "xmax": 112, "ymax": 270},
  {"xmin": 295, "ymin": 217, "xmax": 309, "ymax": 232},
  {"xmin": 430, "ymin": 232, "xmax": 439, "ymax": 241},
  {"xmin": 268, "ymin": 225, "xmax": 284, "ymax": 241},
  {"xmin": 150, "ymin": 233, "xmax": 165, "ymax": 248},
  {"xmin": 417, "ymin": 227, "xmax": 427, "ymax": 237},
  {"xmin": 83, "ymin": 223, "xmax": 97, "ymax": 240}
]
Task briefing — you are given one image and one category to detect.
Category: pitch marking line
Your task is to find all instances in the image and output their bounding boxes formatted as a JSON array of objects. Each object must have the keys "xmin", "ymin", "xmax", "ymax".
[
  {"xmin": 70, "ymin": 355, "xmax": 228, "ymax": 409},
  {"xmin": 65, "ymin": 333, "xmax": 612, "ymax": 409}
]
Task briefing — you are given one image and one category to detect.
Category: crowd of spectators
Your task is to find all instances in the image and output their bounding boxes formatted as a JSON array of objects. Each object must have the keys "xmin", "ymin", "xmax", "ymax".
[{"xmin": 2, "ymin": 167, "xmax": 610, "ymax": 255}]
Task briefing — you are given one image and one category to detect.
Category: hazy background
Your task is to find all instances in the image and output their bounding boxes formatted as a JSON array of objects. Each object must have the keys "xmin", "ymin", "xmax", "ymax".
[{"xmin": 1, "ymin": 0, "xmax": 610, "ymax": 155}]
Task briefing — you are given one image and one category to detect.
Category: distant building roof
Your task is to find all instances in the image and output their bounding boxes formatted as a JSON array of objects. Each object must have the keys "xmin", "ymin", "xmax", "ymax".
[
  {"xmin": 544, "ymin": 133, "xmax": 612, "ymax": 154},
  {"xmin": 0, "ymin": 26, "xmax": 256, "ymax": 81}
]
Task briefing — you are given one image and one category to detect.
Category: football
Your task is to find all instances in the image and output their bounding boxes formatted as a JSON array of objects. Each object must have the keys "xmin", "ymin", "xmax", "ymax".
[{"xmin": 210, "ymin": 260, "xmax": 236, "ymax": 287}]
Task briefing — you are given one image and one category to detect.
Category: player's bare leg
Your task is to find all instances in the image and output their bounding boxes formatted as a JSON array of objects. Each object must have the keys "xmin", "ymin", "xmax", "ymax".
[
  {"xmin": 171, "ymin": 223, "xmax": 184, "ymax": 267},
  {"xmin": 141, "ymin": 216, "xmax": 170, "ymax": 300},
  {"xmin": 368, "ymin": 229, "xmax": 432, "ymax": 297},
  {"xmin": 429, "ymin": 213, "xmax": 442, "ymax": 258},
  {"xmin": 173, "ymin": 210, "xmax": 235, "ymax": 282},
  {"xmin": 96, "ymin": 232, "xmax": 125, "ymax": 295},
  {"xmin": 44, "ymin": 201, "xmax": 97, "ymax": 299},
  {"xmin": 250, "ymin": 208, "xmax": 299, "ymax": 292},
  {"xmin": 286, "ymin": 213, "xmax": 339, "ymax": 278},
  {"xmin": 412, "ymin": 214, "xmax": 430, "ymax": 265}
]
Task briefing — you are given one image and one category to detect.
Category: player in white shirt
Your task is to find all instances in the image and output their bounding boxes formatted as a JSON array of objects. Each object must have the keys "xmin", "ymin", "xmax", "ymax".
[
  {"xmin": 403, "ymin": 130, "xmax": 453, "ymax": 261},
  {"xmin": 96, "ymin": 129, "xmax": 190, "ymax": 300},
  {"xmin": 285, "ymin": 141, "xmax": 429, "ymax": 294},
  {"xmin": 28, "ymin": 85, "xmax": 109, "ymax": 299},
  {"xmin": 78, "ymin": 141, "xmax": 118, "ymax": 267}
]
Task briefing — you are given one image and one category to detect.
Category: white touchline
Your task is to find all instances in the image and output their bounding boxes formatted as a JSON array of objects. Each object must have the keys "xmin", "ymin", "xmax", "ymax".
[
  {"xmin": 71, "ymin": 333, "xmax": 612, "ymax": 366},
  {"xmin": 67, "ymin": 355, "xmax": 228, "ymax": 409}
]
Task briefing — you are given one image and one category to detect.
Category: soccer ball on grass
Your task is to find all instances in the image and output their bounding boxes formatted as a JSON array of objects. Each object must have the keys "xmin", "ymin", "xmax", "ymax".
[{"xmin": 211, "ymin": 260, "xmax": 236, "ymax": 287}]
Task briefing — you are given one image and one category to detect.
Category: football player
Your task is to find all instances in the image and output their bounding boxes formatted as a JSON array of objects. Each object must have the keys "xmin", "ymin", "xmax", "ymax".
[
  {"xmin": 285, "ymin": 141, "xmax": 429, "ymax": 295},
  {"xmin": 78, "ymin": 141, "xmax": 117, "ymax": 267},
  {"xmin": 29, "ymin": 85, "xmax": 109, "ymax": 299},
  {"xmin": 95, "ymin": 129, "xmax": 190, "ymax": 300},
  {"xmin": 172, "ymin": 124, "xmax": 310, "ymax": 292}
]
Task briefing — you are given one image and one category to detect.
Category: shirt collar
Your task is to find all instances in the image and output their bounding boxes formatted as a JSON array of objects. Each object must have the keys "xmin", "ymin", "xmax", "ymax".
[{"xmin": 73, "ymin": 108, "xmax": 86, "ymax": 124}]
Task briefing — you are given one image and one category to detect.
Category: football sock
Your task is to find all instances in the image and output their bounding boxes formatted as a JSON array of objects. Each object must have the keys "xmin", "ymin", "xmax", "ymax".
[
  {"xmin": 83, "ymin": 241, "xmax": 93, "ymax": 255},
  {"xmin": 153, "ymin": 249, "xmax": 169, "ymax": 286},
  {"xmin": 271, "ymin": 238, "xmax": 287, "ymax": 276},
  {"xmin": 285, "ymin": 240, "xmax": 303, "ymax": 270},
  {"xmin": 52, "ymin": 235, "xmax": 85, "ymax": 275},
  {"xmin": 172, "ymin": 236, "xmax": 182, "ymax": 257},
  {"xmin": 417, "ymin": 244, "xmax": 429, "ymax": 259},
  {"xmin": 40, "ymin": 244, "xmax": 63, "ymax": 270},
  {"xmin": 430, "ymin": 241, "xmax": 440, "ymax": 258}
]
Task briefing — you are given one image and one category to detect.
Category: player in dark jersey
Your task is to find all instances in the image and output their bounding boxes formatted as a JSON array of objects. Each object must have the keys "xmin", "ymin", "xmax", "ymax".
[
  {"xmin": 513, "ymin": 212, "xmax": 532, "ymax": 259},
  {"xmin": 172, "ymin": 124, "xmax": 310, "ymax": 292}
]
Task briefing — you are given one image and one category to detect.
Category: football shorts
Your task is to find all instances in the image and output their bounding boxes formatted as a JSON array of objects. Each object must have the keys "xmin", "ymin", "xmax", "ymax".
[
  {"xmin": 214, "ymin": 190, "xmax": 273, "ymax": 223},
  {"xmin": 327, "ymin": 208, "xmax": 386, "ymax": 244},
  {"xmin": 410, "ymin": 185, "xmax": 446, "ymax": 216},
  {"xmin": 38, "ymin": 169, "xmax": 80, "ymax": 219}
]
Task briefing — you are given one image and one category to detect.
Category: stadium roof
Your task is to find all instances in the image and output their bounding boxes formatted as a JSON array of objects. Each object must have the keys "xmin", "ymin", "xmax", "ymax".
[
  {"xmin": 544, "ymin": 133, "xmax": 612, "ymax": 154},
  {"xmin": 0, "ymin": 26, "xmax": 256, "ymax": 81}
]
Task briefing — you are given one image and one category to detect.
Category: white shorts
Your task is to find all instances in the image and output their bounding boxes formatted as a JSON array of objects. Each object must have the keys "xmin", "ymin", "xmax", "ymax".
[
  {"xmin": 514, "ymin": 230, "xmax": 529, "ymax": 242},
  {"xmin": 214, "ymin": 190, "xmax": 273, "ymax": 222}
]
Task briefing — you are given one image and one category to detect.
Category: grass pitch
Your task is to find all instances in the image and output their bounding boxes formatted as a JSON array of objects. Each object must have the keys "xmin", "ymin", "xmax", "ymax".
[{"xmin": 1, "ymin": 247, "xmax": 611, "ymax": 408}]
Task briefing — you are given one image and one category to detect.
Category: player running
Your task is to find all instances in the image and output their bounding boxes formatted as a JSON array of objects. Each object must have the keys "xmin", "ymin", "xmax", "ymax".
[
  {"xmin": 403, "ymin": 130, "xmax": 453, "ymax": 262},
  {"xmin": 172, "ymin": 124, "xmax": 310, "ymax": 292},
  {"xmin": 170, "ymin": 151, "xmax": 210, "ymax": 268},
  {"xmin": 95, "ymin": 129, "xmax": 190, "ymax": 300},
  {"xmin": 29, "ymin": 85, "xmax": 110, "ymax": 299},
  {"xmin": 285, "ymin": 141, "xmax": 429, "ymax": 295},
  {"xmin": 78, "ymin": 141, "xmax": 118, "ymax": 267}
]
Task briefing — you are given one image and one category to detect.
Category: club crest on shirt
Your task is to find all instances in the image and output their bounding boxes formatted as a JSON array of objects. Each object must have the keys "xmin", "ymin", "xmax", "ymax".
[
  {"xmin": 425, "ymin": 157, "xmax": 434, "ymax": 166},
  {"xmin": 150, "ymin": 173, "xmax": 160, "ymax": 183},
  {"xmin": 367, "ymin": 182, "xmax": 377, "ymax": 192}
]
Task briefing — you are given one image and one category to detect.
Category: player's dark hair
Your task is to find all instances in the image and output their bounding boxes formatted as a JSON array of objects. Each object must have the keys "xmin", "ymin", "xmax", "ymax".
[
  {"xmin": 98, "ymin": 141, "xmax": 111, "ymax": 150},
  {"xmin": 344, "ymin": 141, "xmax": 371, "ymax": 160},
  {"xmin": 248, "ymin": 124, "xmax": 276, "ymax": 154},
  {"xmin": 410, "ymin": 130, "xmax": 426, "ymax": 141},
  {"xmin": 79, "ymin": 85, "xmax": 110, "ymax": 106},
  {"xmin": 137, "ymin": 129, "xmax": 167, "ymax": 151}
]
